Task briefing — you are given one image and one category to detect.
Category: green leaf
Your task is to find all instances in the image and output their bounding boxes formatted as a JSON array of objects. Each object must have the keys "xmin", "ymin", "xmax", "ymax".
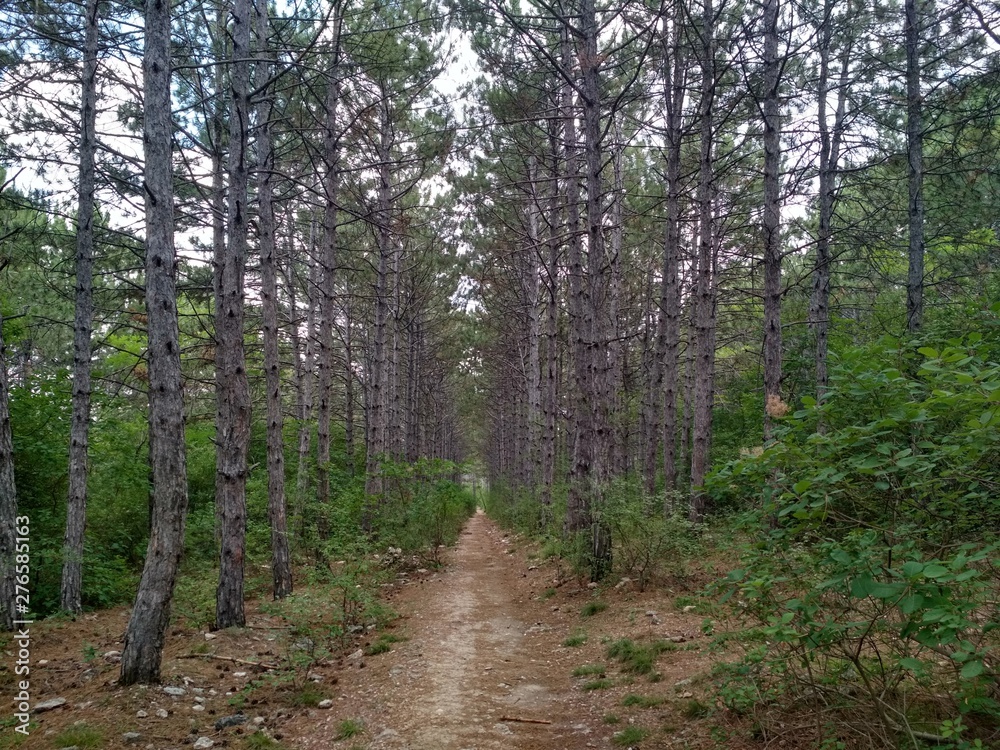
[
  {"xmin": 918, "ymin": 347, "xmax": 940, "ymax": 359},
  {"xmin": 899, "ymin": 657, "xmax": 925, "ymax": 672},
  {"xmin": 830, "ymin": 549, "xmax": 852, "ymax": 565},
  {"xmin": 922, "ymin": 564, "xmax": 948, "ymax": 578},
  {"xmin": 899, "ymin": 593, "xmax": 925, "ymax": 615},
  {"xmin": 856, "ymin": 456, "xmax": 883, "ymax": 470},
  {"xmin": 851, "ymin": 576, "xmax": 905, "ymax": 599},
  {"xmin": 901, "ymin": 561, "xmax": 924, "ymax": 578},
  {"xmin": 960, "ymin": 660, "xmax": 985, "ymax": 679},
  {"xmin": 792, "ymin": 480, "xmax": 811, "ymax": 494}
]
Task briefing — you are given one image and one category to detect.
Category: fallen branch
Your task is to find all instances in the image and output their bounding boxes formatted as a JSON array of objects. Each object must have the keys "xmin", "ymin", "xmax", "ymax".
[
  {"xmin": 499, "ymin": 716, "xmax": 552, "ymax": 725},
  {"xmin": 179, "ymin": 654, "xmax": 279, "ymax": 670}
]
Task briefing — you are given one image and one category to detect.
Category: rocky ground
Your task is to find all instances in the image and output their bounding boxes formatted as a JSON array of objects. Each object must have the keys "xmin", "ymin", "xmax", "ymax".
[{"xmin": 3, "ymin": 511, "xmax": 757, "ymax": 749}]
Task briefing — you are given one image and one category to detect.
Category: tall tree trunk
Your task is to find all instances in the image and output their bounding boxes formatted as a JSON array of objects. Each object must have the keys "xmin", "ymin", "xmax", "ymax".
[
  {"xmin": 689, "ymin": 0, "xmax": 717, "ymax": 523},
  {"xmin": 562, "ymin": 24, "xmax": 590, "ymax": 537},
  {"xmin": 761, "ymin": 0, "xmax": 783, "ymax": 443},
  {"xmin": 662, "ymin": 10, "xmax": 685, "ymax": 497},
  {"xmin": 541, "ymin": 113, "xmax": 560, "ymax": 510},
  {"xmin": 525, "ymin": 160, "xmax": 543, "ymax": 490},
  {"xmin": 214, "ymin": 0, "xmax": 253, "ymax": 629},
  {"xmin": 580, "ymin": 0, "xmax": 611, "ymax": 579},
  {"xmin": 291, "ymin": 223, "xmax": 317, "ymax": 539},
  {"xmin": 342, "ymin": 292, "xmax": 356, "ymax": 475},
  {"xmin": 255, "ymin": 3, "xmax": 292, "ymax": 600},
  {"xmin": 61, "ymin": 0, "xmax": 99, "ymax": 614},
  {"xmin": 365, "ymin": 98, "xmax": 393, "ymax": 508},
  {"xmin": 0, "ymin": 310, "xmax": 20, "ymax": 632},
  {"xmin": 810, "ymin": 2, "xmax": 851, "ymax": 413},
  {"xmin": 120, "ymin": 0, "xmax": 189, "ymax": 679},
  {"xmin": 316, "ymin": 17, "xmax": 343, "ymax": 535},
  {"xmin": 905, "ymin": 0, "xmax": 924, "ymax": 333}
]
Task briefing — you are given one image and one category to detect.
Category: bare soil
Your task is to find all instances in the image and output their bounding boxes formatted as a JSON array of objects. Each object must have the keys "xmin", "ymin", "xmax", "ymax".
[{"xmin": 3, "ymin": 511, "xmax": 755, "ymax": 750}]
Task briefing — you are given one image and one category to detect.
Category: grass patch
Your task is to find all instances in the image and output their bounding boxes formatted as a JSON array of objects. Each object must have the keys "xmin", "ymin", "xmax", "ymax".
[
  {"xmin": 682, "ymin": 698, "xmax": 710, "ymax": 719},
  {"xmin": 603, "ymin": 714, "xmax": 621, "ymax": 725},
  {"xmin": 562, "ymin": 630, "xmax": 587, "ymax": 647},
  {"xmin": 612, "ymin": 726, "xmax": 650, "ymax": 745},
  {"xmin": 572, "ymin": 663, "xmax": 606, "ymax": 677},
  {"xmin": 290, "ymin": 684, "xmax": 326, "ymax": 708},
  {"xmin": 540, "ymin": 587, "xmax": 557, "ymax": 600},
  {"xmin": 334, "ymin": 719, "xmax": 364, "ymax": 740},
  {"xmin": 580, "ymin": 600, "xmax": 608, "ymax": 617},
  {"xmin": 583, "ymin": 678, "xmax": 614, "ymax": 691},
  {"xmin": 606, "ymin": 638, "xmax": 676, "ymax": 676},
  {"xmin": 243, "ymin": 733, "xmax": 287, "ymax": 750},
  {"xmin": 55, "ymin": 723, "xmax": 103, "ymax": 749},
  {"xmin": 621, "ymin": 694, "xmax": 665, "ymax": 708},
  {"xmin": 364, "ymin": 632, "xmax": 405, "ymax": 656}
]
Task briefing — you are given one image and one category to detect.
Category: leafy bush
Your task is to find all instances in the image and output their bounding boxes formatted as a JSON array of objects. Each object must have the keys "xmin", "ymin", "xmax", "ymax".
[
  {"xmin": 600, "ymin": 479, "xmax": 700, "ymax": 589},
  {"xmin": 707, "ymin": 337, "xmax": 1000, "ymax": 747}
]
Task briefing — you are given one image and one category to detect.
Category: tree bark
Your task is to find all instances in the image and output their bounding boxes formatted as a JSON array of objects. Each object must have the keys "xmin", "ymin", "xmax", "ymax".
[
  {"xmin": 905, "ymin": 0, "xmax": 925, "ymax": 333},
  {"xmin": 0, "ymin": 311, "xmax": 20, "ymax": 632},
  {"xmin": 120, "ymin": 0, "xmax": 189, "ymax": 679},
  {"xmin": 761, "ymin": 0, "xmax": 783, "ymax": 443},
  {"xmin": 214, "ymin": 0, "xmax": 253, "ymax": 630},
  {"xmin": 810, "ymin": 0, "xmax": 851, "ymax": 412},
  {"xmin": 61, "ymin": 0, "xmax": 99, "ymax": 614},
  {"xmin": 689, "ymin": 0, "xmax": 717, "ymax": 523},
  {"xmin": 255, "ymin": 2, "xmax": 291, "ymax": 600}
]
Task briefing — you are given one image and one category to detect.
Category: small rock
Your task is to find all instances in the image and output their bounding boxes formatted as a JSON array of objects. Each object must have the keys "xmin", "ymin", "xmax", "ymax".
[
  {"xmin": 204, "ymin": 633, "xmax": 217, "ymax": 640},
  {"xmin": 193, "ymin": 738, "xmax": 214, "ymax": 749},
  {"xmin": 233, "ymin": 671, "xmax": 247, "ymax": 678},
  {"xmin": 587, "ymin": 581, "xmax": 599, "ymax": 589},
  {"xmin": 75, "ymin": 701, "xmax": 92, "ymax": 710},
  {"xmin": 156, "ymin": 709, "xmax": 169, "ymax": 719},
  {"xmin": 37, "ymin": 659, "xmax": 48, "ymax": 665},
  {"xmin": 252, "ymin": 716, "xmax": 265, "ymax": 726},
  {"xmin": 33, "ymin": 698, "xmax": 67, "ymax": 713},
  {"xmin": 307, "ymin": 672, "xmax": 323, "ymax": 682},
  {"xmin": 682, "ymin": 605, "xmax": 697, "ymax": 613},
  {"xmin": 679, "ymin": 691, "xmax": 694, "ymax": 698},
  {"xmin": 214, "ymin": 714, "xmax": 248, "ymax": 730},
  {"xmin": 527, "ymin": 565, "xmax": 539, "ymax": 571},
  {"xmin": 163, "ymin": 686, "xmax": 186, "ymax": 697},
  {"xmin": 317, "ymin": 699, "xmax": 333, "ymax": 709},
  {"xmin": 192, "ymin": 687, "xmax": 204, "ymax": 694},
  {"xmin": 192, "ymin": 704, "xmax": 205, "ymax": 712},
  {"xmin": 194, "ymin": 696, "xmax": 206, "ymax": 704},
  {"xmin": 103, "ymin": 650, "xmax": 122, "ymax": 662},
  {"xmin": 416, "ymin": 568, "xmax": 428, "ymax": 574},
  {"xmin": 122, "ymin": 732, "xmax": 142, "ymax": 743},
  {"xmin": 614, "ymin": 577, "xmax": 631, "ymax": 590},
  {"xmin": 347, "ymin": 649, "xmax": 363, "ymax": 661},
  {"xmin": 668, "ymin": 635, "xmax": 686, "ymax": 643},
  {"xmin": 675, "ymin": 677, "xmax": 693, "ymax": 687},
  {"xmin": 136, "ymin": 710, "xmax": 148, "ymax": 718},
  {"xmin": 377, "ymin": 729, "xmax": 399, "ymax": 739}
]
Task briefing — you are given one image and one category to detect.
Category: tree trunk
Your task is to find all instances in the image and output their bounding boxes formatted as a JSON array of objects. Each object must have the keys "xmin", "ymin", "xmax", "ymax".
[
  {"xmin": 0, "ymin": 311, "xmax": 20, "ymax": 632},
  {"xmin": 255, "ymin": 3, "xmax": 292, "ymax": 600},
  {"xmin": 61, "ymin": 0, "xmax": 99, "ymax": 614},
  {"xmin": 120, "ymin": 0, "xmax": 189, "ymax": 679},
  {"xmin": 580, "ymin": 0, "xmax": 611, "ymax": 580},
  {"xmin": 689, "ymin": 0, "xmax": 717, "ymax": 523},
  {"xmin": 316, "ymin": 22, "xmax": 342, "ymax": 535},
  {"xmin": 905, "ymin": 0, "xmax": 924, "ymax": 333},
  {"xmin": 662, "ymin": 10, "xmax": 685, "ymax": 497},
  {"xmin": 214, "ymin": 0, "xmax": 253, "ymax": 630},
  {"xmin": 810, "ymin": 1, "xmax": 851, "ymax": 413},
  {"xmin": 761, "ymin": 0, "xmax": 783, "ymax": 443}
]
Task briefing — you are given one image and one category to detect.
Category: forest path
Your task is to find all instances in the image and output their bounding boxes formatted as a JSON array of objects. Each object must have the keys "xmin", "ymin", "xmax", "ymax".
[
  {"xmin": 289, "ymin": 509, "xmax": 723, "ymax": 750},
  {"xmin": 292, "ymin": 509, "xmax": 608, "ymax": 749}
]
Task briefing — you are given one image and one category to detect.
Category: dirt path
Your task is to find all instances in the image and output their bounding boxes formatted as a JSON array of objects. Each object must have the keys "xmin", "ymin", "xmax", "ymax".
[{"xmin": 290, "ymin": 510, "xmax": 724, "ymax": 750}]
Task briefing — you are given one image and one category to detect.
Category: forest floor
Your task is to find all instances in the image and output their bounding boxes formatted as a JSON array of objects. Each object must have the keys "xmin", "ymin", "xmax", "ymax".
[{"xmin": 5, "ymin": 511, "xmax": 760, "ymax": 750}]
